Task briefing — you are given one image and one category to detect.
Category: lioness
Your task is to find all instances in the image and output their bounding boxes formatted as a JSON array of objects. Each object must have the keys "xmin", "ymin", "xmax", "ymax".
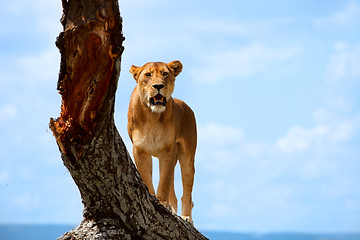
[{"xmin": 127, "ymin": 60, "xmax": 196, "ymax": 224}]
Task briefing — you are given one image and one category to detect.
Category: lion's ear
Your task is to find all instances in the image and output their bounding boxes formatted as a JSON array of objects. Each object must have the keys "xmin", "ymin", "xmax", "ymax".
[
  {"xmin": 167, "ymin": 60, "xmax": 183, "ymax": 77},
  {"xmin": 130, "ymin": 65, "xmax": 142, "ymax": 81}
]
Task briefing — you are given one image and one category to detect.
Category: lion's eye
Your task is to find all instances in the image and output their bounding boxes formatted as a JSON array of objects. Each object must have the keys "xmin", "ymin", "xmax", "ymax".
[
  {"xmin": 162, "ymin": 72, "xmax": 169, "ymax": 77},
  {"xmin": 145, "ymin": 72, "xmax": 152, "ymax": 77}
]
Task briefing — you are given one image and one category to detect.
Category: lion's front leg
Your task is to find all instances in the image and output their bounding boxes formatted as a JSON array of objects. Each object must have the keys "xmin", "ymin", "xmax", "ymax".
[
  {"xmin": 133, "ymin": 146, "xmax": 155, "ymax": 195},
  {"xmin": 157, "ymin": 148, "xmax": 177, "ymax": 213},
  {"xmin": 179, "ymin": 149, "xmax": 195, "ymax": 225}
]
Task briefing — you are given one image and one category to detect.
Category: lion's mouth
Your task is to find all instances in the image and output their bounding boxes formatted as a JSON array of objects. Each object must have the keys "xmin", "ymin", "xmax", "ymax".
[{"xmin": 150, "ymin": 94, "xmax": 166, "ymax": 106}]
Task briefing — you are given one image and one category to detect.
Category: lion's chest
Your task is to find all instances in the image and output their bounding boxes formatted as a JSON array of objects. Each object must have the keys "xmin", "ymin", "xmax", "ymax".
[{"xmin": 132, "ymin": 124, "xmax": 175, "ymax": 157}]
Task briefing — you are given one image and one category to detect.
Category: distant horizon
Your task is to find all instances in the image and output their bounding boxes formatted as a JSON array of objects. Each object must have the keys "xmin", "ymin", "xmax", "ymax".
[
  {"xmin": 1, "ymin": 225, "xmax": 360, "ymax": 240},
  {"xmin": 1, "ymin": 224, "xmax": 360, "ymax": 235}
]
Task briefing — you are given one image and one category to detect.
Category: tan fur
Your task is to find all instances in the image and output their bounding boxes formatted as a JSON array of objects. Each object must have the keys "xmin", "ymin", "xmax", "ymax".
[{"xmin": 127, "ymin": 61, "xmax": 196, "ymax": 224}]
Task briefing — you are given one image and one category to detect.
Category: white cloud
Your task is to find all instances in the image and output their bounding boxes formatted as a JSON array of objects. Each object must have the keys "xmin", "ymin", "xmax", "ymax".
[
  {"xmin": 190, "ymin": 43, "xmax": 300, "ymax": 83},
  {"xmin": 332, "ymin": 1, "xmax": 360, "ymax": 24},
  {"xmin": 326, "ymin": 43, "xmax": 360, "ymax": 82},
  {"xmin": 242, "ymin": 142, "xmax": 268, "ymax": 158},
  {"xmin": 329, "ymin": 118, "xmax": 359, "ymax": 143},
  {"xmin": 0, "ymin": 104, "xmax": 18, "ymax": 123},
  {"xmin": 195, "ymin": 114, "xmax": 360, "ymax": 230},
  {"xmin": 1, "ymin": 0, "xmax": 55, "ymax": 15},
  {"xmin": 0, "ymin": 48, "xmax": 60, "ymax": 96},
  {"xmin": 300, "ymin": 158, "xmax": 336, "ymax": 180},
  {"xmin": 0, "ymin": 0, "xmax": 61, "ymax": 36},
  {"xmin": 314, "ymin": 1, "xmax": 360, "ymax": 27},
  {"xmin": 276, "ymin": 110, "xmax": 360, "ymax": 154},
  {"xmin": 187, "ymin": 19, "xmax": 251, "ymax": 36},
  {"xmin": 198, "ymin": 122, "xmax": 244, "ymax": 147},
  {"xmin": 276, "ymin": 125, "xmax": 329, "ymax": 153},
  {"xmin": 185, "ymin": 17, "xmax": 295, "ymax": 38},
  {"xmin": 196, "ymin": 123, "xmax": 245, "ymax": 173},
  {"xmin": 18, "ymin": 49, "xmax": 60, "ymax": 84},
  {"xmin": 122, "ymin": 0, "xmax": 161, "ymax": 8},
  {"xmin": 202, "ymin": 180, "xmax": 242, "ymax": 220}
]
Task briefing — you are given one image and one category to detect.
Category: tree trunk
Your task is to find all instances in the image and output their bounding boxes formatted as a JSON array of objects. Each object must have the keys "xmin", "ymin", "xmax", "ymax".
[{"xmin": 49, "ymin": 0, "xmax": 208, "ymax": 239}]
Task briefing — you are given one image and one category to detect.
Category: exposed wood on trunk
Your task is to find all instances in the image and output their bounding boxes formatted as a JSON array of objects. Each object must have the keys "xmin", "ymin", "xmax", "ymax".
[{"xmin": 49, "ymin": 0, "xmax": 208, "ymax": 239}]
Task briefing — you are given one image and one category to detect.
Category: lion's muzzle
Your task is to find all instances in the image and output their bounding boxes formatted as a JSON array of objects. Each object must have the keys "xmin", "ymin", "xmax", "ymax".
[{"xmin": 150, "ymin": 94, "xmax": 166, "ymax": 106}]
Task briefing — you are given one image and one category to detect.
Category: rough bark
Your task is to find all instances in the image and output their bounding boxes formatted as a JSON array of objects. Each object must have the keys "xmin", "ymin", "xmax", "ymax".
[{"xmin": 49, "ymin": 0, "xmax": 208, "ymax": 239}]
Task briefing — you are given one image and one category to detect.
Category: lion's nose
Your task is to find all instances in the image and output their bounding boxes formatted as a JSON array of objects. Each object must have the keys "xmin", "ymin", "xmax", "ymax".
[{"xmin": 152, "ymin": 84, "xmax": 165, "ymax": 91}]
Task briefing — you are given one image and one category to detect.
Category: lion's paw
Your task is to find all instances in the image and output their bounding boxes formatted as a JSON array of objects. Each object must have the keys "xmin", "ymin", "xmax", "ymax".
[
  {"xmin": 169, "ymin": 205, "xmax": 177, "ymax": 214},
  {"xmin": 160, "ymin": 200, "xmax": 173, "ymax": 212},
  {"xmin": 181, "ymin": 216, "xmax": 194, "ymax": 226}
]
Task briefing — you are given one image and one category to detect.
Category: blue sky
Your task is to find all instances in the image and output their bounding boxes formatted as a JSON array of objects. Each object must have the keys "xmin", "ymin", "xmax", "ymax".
[{"xmin": 1, "ymin": 0, "xmax": 360, "ymax": 233}]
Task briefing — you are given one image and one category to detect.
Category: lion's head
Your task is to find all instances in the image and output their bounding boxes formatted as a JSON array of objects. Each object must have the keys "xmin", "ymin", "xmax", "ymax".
[{"xmin": 130, "ymin": 61, "xmax": 183, "ymax": 113}]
